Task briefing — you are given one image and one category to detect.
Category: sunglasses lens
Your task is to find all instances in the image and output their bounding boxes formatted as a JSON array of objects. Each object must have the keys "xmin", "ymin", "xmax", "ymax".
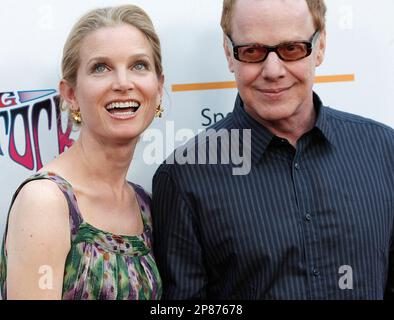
[
  {"xmin": 237, "ymin": 45, "xmax": 268, "ymax": 63},
  {"xmin": 277, "ymin": 43, "xmax": 309, "ymax": 61},
  {"xmin": 235, "ymin": 41, "xmax": 313, "ymax": 62}
]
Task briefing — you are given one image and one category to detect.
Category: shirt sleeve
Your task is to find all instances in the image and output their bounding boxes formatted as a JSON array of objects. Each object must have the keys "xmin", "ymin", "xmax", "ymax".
[{"xmin": 152, "ymin": 168, "xmax": 208, "ymax": 299}]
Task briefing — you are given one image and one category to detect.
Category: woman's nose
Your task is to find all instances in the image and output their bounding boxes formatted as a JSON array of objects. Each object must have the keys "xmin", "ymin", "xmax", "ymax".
[{"xmin": 112, "ymin": 70, "xmax": 134, "ymax": 92}]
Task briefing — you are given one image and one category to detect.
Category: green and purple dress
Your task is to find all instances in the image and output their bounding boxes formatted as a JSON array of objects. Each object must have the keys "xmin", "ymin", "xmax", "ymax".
[{"xmin": 0, "ymin": 172, "xmax": 162, "ymax": 300}]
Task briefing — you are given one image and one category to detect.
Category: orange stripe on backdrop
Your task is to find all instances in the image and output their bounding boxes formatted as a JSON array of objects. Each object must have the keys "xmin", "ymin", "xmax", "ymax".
[{"xmin": 171, "ymin": 74, "xmax": 355, "ymax": 92}]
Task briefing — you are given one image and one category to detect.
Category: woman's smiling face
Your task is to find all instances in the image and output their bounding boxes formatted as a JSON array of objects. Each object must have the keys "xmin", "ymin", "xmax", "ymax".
[{"xmin": 62, "ymin": 23, "xmax": 163, "ymax": 143}]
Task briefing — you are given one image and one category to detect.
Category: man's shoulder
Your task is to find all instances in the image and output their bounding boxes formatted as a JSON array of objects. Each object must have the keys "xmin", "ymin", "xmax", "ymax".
[
  {"xmin": 325, "ymin": 106, "xmax": 394, "ymax": 135},
  {"xmin": 155, "ymin": 113, "xmax": 235, "ymax": 171}
]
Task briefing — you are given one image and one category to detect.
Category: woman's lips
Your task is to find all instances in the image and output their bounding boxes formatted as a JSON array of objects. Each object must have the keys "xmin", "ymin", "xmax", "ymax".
[
  {"xmin": 107, "ymin": 109, "xmax": 138, "ymax": 120},
  {"xmin": 105, "ymin": 100, "xmax": 141, "ymax": 120}
]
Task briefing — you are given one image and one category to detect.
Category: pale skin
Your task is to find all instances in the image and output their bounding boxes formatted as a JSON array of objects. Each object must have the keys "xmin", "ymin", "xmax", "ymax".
[
  {"xmin": 6, "ymin": 23, "xmax": 164, "ymax": 299},
  {"xmin": 224, "ymin": 0, "xmax": 326, "ymax": 146}
]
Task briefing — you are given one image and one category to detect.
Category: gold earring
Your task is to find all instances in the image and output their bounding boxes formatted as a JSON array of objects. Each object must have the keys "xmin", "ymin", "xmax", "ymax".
[
  {"xmin": 155, "ymin": 104, "xmax": 164, "ymax": 118},
  {"xmin": 71, "ymin": 110, "xmax": 82, "ymax": 124}
]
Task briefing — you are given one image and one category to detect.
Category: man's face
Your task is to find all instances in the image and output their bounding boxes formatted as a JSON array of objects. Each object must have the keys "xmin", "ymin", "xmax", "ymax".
[{"xmin": 224, "ymin": 0, "xmax": 326, "ymax": 126}]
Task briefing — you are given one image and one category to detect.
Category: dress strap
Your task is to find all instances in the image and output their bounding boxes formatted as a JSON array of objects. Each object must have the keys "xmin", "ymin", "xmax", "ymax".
[
  {"xmin": 4, "ymin": 172, "xmax": 83, "ymax": 242},
  {"xmin": 129, "ymin": 182, "xmax": 153, "ymax": 230}
]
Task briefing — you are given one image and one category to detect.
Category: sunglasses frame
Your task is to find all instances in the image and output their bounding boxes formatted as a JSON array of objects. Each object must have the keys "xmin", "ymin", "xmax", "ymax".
[{"xmin": 228, "ymin": 29, "xmax": 320, "ymax": 63}]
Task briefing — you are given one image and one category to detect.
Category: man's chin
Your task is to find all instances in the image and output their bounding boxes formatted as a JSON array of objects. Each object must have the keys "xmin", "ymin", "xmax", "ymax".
[{"xmin": 247, "ymin": 104, "xmax": 297, "ymax": 123}]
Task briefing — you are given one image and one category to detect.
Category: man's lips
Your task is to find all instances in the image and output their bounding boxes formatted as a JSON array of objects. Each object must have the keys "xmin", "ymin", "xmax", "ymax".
[{"xmin": 260, "ymin": 86, "xmax": 292, "ymax": 94}]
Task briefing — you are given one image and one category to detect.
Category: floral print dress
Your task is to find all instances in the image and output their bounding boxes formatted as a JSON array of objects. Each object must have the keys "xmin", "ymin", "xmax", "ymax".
[{"xmin": 0, "ymin": 172, "xmax": 162, "ymax": 300}]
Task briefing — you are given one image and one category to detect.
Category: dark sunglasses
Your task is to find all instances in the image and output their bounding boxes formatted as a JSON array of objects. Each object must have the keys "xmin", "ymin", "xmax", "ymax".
[{"xmin": 227, "ymin": 30, "xmax": 320, "ymax": 63}]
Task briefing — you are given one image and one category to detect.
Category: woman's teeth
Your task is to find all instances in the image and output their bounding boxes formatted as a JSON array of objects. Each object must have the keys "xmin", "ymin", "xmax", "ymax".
[
  {"xmin": 105, "ymin": 101, "xmax": 140, "ymax": 110},
  {"xmin": 105, "ymin": 101, "xmax": 140, "ymax": 117}
]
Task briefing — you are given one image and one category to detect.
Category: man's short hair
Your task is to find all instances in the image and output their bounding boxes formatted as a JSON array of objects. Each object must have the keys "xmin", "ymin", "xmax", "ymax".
[{"xmin": 221, "ymin": 0, "xmax": 327, "ymax": 36}]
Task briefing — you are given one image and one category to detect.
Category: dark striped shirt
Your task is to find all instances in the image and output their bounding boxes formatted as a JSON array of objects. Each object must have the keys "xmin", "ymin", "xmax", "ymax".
[{"xmin": 152, "ymin": 93, "xmax": 394, "ymax": 300}]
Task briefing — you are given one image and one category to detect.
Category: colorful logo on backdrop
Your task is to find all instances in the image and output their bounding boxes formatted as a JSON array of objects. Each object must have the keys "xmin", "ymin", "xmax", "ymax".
[{"xmin": 0, "ymin": 90, "xmax": 74, "ymax": 171}]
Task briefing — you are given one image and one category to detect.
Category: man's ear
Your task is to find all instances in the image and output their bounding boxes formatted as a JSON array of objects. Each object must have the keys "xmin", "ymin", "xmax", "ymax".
[
  {"xmin": 223, "ymin": 34, "xmax": 235, "ymax": 73},
  {"xmin": 316, "ymin": 29, "xmax": 326, "ymax": 67},
  {"xmin": 59, "ymin": 79, "xmax": 78, "ymax": 110}
]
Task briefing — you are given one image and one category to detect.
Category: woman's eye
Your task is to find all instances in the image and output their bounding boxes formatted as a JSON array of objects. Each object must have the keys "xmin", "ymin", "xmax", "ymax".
[
  {"xmin": 133, "ymin": 62, "xmax": 148, "ymax": 71},
  {"xmin": 93, "ymin": 63, "xmax": 108, "ymax": 73}
]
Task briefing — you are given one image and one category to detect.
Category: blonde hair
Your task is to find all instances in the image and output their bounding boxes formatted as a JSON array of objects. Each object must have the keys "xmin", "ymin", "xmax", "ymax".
[
  {"xmin": 60, "ymin": 5, "xmax": 162, "ymax": 118},
  {"xmin": 221, "ymin": 0, "xmax": 327, "ymax": 36}
]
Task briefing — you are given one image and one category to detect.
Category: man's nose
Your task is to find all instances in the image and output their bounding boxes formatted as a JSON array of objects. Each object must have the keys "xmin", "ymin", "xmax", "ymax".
[{"xmin": 260, "ymin": 52, "xmax": 286, "ymax": 80}]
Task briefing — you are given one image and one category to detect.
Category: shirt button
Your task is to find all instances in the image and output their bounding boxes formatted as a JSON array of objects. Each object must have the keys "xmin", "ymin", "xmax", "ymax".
[
  {"xmin": 313, "ymin": 269, "xmax": 320, "ymax": 277},
  {"xmin": 294, "ymin": 163, "xmax": 300, "ymax": 170},
  {"xmin": 305, "ymin": 213, "xmax": 312, "ymax": 221}
]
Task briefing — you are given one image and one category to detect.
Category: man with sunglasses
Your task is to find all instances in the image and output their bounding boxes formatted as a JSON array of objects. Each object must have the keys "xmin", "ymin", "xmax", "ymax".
[{"xmin": 152, "ymin": 0, "xmax": 394, "ymax": 299}]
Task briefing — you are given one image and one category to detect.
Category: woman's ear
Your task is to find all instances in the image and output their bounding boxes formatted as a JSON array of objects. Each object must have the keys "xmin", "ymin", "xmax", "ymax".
[
  {"xmin": 159, "ymin": 74, "xmax": 164, "ymax": 96},
  {"xmin": 59, "ymin": 79, "xmax": 78, "ymax": 110},
  {"xmin": 157, "ymin": 74, "xmax": 164, "ymax": 105}
]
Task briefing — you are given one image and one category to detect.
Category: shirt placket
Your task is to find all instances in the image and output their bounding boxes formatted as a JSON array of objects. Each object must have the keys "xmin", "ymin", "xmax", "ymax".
[{"xmin": 291, "ymin": 138, "xmax": 325, "ymax": 299}]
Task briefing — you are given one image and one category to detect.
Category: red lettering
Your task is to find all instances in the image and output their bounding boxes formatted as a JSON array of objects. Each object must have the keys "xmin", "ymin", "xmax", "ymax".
[
  {"xmin": 9, "ymin": 106, "xmax": 34, "ymax": 170},
  {"xmin": 0, "ymin": 92, "xmax": 17, "ymax": 108}
]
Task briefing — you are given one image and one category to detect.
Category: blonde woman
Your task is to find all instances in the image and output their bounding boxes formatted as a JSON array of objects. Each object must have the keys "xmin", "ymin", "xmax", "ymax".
[{"xmin": 0, "ymin": 5, "xmax": 164, "ymax": 300}]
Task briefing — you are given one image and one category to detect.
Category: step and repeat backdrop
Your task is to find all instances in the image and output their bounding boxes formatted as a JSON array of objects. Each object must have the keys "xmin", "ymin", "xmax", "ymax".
[{"xmin": 1, "ymin": 0, "xmax": 394, "ymax": 263}]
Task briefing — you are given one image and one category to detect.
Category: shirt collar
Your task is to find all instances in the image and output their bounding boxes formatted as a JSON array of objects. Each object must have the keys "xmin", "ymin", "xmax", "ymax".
[
  {"xmin": 232, "ymin": 92, "xmax": 335, "ymax": 164},
  {"xmin": 313, "ymin": 93, "xmax": 335, "ymax": 144}
]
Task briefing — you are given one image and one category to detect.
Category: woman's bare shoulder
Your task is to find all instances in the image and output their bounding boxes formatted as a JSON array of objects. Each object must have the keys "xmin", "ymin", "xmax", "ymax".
[
  {"xmin": 5, "ymin": 178, "xmax": 71, "ymax": 299},
  {"xmin": 8, "ymin": 178, "xmax": 70, "ymax": 237}
]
